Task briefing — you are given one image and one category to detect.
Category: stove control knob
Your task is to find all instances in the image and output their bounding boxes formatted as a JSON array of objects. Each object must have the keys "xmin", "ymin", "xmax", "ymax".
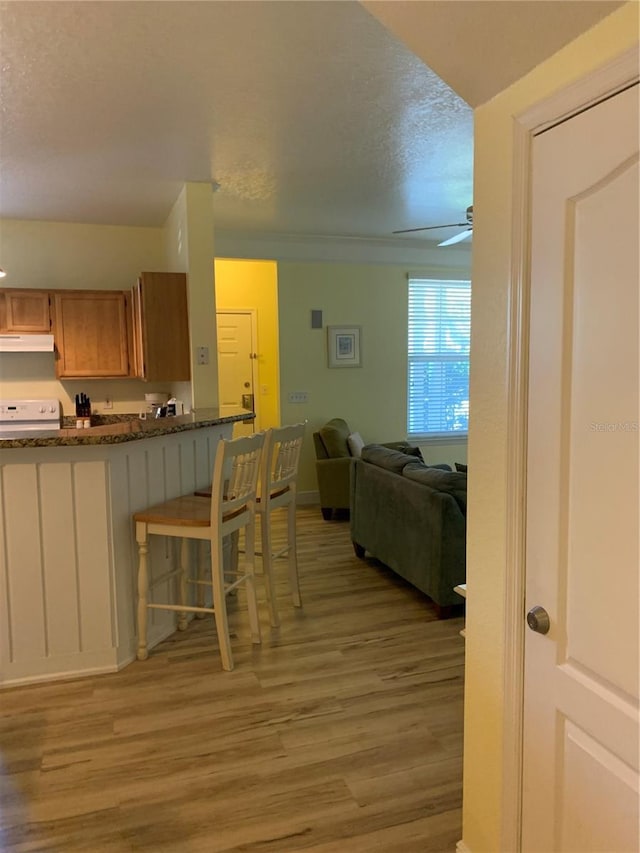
[
  {"xmin": 39, "ymin": 406, "xmax": 46, "ymax": 413},
  {"xmin": 49, "ymin": 406, "xmax": 56, "ymax": 413}
]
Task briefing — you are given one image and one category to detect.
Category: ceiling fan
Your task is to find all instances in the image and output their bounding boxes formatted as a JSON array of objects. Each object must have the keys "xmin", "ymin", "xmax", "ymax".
[{"xmin": 393, "ymin": 205, "xmax": 473, "ymax": 246}]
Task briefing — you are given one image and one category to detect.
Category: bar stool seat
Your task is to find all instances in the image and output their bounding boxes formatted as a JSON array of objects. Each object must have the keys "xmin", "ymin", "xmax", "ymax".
[{"xmin": 133, "ymin": 431, "xmax": 265, "ymax": 672}]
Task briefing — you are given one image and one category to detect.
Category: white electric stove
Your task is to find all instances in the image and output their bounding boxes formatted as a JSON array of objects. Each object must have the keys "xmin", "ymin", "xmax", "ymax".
[{"xmin": 0, "ymin": 399, "xmax": 62, "ymax": 437}]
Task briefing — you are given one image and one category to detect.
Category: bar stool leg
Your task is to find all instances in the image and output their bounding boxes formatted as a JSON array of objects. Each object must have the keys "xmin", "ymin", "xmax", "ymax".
[
  {"xmin": 261, "ymin": 508, "xmax": 280, "ymax": 628},
  {"xmin": 177, "ymin": 538, "xmax": 189, "ymax": 631},
  {"xmin": 287, "ymin": 499, "xmax": 301, "ymax": 607},
  {"xmin": 136, "ymin": 521, "xmax": 149, "ymax": 661},
  {"xmin": 196, "ymin": 540, "xmax": 207, "ymax": 616},
  {"xmin": 211, "ymin": 536, "xmax": 234, "ymax": 671},
  {"xmin": 245, "ymin": 517, "xmax": 262, "ymax": 644}
]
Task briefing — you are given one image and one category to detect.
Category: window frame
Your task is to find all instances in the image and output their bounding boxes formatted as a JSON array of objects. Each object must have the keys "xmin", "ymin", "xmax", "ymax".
[{"xmin": 407, "ymin": 277, "xmax": 471, "ymax": 441}]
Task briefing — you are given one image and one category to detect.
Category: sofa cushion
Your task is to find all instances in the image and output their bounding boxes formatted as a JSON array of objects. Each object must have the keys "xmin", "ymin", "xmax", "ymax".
[
  {"xmin": 347, "ymin": 431, "xmax": 365, "ymax": 457},
  {"xmin": 402, "ymin": 461, "xmax": 467, "ymax": 512},
  {"xmin": 382, "ymin": 442, "xmax": 423, "ymax": 459},
  {"xmin": 361, "ymin": 444, "xmax": 424, "ymax": 474},
  {"xmin": 319, "ymin": 418, "xmax": 351, "ymax": 458}
]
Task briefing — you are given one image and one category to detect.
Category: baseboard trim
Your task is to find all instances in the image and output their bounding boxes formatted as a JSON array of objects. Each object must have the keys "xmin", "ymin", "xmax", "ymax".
[
  {"xmin": 456, "ymin": 841, "xmax": 472, "ymax": 853},
  {"xmin": 0, "ymin": 623, "xmax": 180, "ymax": 689},
  {"xmin": 0, "ymin": 660, "xmax": 121, "ymax": 689}
]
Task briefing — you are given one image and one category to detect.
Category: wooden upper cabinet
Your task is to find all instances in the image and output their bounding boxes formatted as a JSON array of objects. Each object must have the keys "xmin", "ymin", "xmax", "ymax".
[
  {"xmin": 52, "ymin": 291, "xmax": 131, "ymax": 378},
  {"xmin": 132, "ymin": 272, "xmax": 190, "ymax": 382},
  {"xmin": 0, "ymin": 289, "xmax": 51, "ymax": 333}
]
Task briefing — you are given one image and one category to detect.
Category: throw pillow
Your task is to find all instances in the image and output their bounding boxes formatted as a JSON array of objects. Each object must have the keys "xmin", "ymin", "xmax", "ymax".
[
  {"xmin": 347, "ymin": 431, "xmax": 365, "ymax": 457},
  {"xmin": 455, "ymin": 462, "xmax": 468, "ymax": 473}
]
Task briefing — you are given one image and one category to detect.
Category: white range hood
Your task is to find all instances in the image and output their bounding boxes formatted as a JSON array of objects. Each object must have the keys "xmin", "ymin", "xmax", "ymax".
[{"xmin": 0, "ymin": 334, "xmax": 55, "ymax": 352}]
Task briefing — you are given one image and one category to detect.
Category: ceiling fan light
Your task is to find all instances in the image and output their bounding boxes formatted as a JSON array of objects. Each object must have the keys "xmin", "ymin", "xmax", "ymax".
[{"xmin": 0, "ymin": 268, "xmax": 6, "ymax": 278}]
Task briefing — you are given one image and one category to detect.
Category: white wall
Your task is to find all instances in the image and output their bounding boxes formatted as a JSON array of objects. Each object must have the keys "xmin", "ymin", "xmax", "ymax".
[
  {"xmin": 463, "ymin": 5, "xmax": 639, "ymax": 851},
  {"xmin": 162, "ymin": 183, "xmax": 218, "ymax": 410}
]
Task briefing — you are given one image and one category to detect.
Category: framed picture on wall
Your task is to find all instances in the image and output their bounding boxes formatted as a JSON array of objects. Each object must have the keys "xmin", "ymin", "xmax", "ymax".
[{"xmin": 327, "ymin": 325, "xmax": 362, "ymax": 368}]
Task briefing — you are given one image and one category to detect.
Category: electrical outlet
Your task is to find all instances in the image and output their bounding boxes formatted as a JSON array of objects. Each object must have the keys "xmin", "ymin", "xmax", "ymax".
[
  {"xmin": 196, "ymin": 346, "xmax": 209, "ymax": 365},
  {"xmin": 287, "ymin": 391, "xmax": 308, "ymax": 404},
  {"xmin": 104, "ymin": 398, "xmax": 113, "ymax": 410}
]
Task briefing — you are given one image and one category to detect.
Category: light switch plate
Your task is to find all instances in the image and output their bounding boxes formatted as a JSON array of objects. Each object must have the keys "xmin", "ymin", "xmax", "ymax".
[
  {"xmin": 288, "ymin": 391, "xmax": 308, "ymax": 403},
  {"xmin": 196, "ymin": 346, "xmax": 209, "ymax": 365}
]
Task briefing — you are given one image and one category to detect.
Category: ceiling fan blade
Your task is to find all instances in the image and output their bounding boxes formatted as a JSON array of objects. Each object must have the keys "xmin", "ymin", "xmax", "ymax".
[
  {"xmin": 438, "ymin": 229, "xmax": 473, "ymax": 247},
  {"xmin": 392, "ymin": 222, "xmax": 468, "ymax": 235}
]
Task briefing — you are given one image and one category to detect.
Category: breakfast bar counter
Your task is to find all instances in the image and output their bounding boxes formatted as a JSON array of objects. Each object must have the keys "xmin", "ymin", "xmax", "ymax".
[
  {"xmin": 0, "ymin": 408, "xmax": 252, "ymax": 448},
  {"xmin": 0, "ymin": 409, "xmax": 252, "ymax": 687}
]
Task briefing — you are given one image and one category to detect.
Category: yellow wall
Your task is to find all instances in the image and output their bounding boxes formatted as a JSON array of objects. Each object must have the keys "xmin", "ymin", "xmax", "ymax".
[
  {"xmin": 464, "ymin": 5, "xmax": 639, "ymax": 851},
  {"xmin": 277, "ymin": 260, "xmax": 470, "ymax": 493},
  {"xmin": 214, "ymin": 258, "xmax": 280, "ymax": 429}
]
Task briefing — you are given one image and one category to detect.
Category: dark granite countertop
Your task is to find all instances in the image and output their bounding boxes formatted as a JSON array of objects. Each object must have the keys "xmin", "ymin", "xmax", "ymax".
[{"xmin": 0, "ymin": 408, "xmax": 254, "ymax": 449}]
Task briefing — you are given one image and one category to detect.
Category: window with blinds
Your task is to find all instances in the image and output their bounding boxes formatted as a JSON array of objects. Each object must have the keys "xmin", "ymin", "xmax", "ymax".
[{"xmin": 408, "ymin": 278, "xmax": 471, "ymax": 438}]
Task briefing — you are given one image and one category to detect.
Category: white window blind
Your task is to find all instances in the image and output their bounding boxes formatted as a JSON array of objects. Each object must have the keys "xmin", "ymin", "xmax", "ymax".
[{"xmin": 408, "ymin": 278, "xmax": 471, "ymax": 438}]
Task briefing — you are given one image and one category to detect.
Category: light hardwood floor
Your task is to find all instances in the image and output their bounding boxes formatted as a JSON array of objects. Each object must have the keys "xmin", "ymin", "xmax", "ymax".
[{"xmin": 0, "ymin": 507, "xmax": 465, "ymax": 853}]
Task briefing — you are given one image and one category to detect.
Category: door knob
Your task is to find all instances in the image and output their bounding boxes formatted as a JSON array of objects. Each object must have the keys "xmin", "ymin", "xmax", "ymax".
[{"xmin": 527, "ymin": 605, "xmax": 550, "ymax": 635}]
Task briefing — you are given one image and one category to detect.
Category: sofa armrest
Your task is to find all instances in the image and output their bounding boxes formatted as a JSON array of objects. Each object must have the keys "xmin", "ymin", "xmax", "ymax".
[{"xmin": 315, "ymin": 456, "xmax": 352, "ymax": 510}]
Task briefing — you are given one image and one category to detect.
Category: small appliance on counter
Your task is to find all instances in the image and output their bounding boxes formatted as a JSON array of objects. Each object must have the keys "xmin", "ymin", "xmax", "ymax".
[
  {"xmin": 143, "ymin": 392, "xmax": 183, "ymax": 418},
  {"xmin": 144, "ymin": 392, "xmax": 169, "ymax": 418},
  {"xmin": 0, "ymin": 399, "xmax": 61, "ymax": 438},
  {"xmin": 166, "ymin": 397, "xmax": 183, "ymax": 417}
]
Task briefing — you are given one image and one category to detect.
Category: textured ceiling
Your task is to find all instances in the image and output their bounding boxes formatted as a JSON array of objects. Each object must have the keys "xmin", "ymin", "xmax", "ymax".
[
  {"xmin": 364, "ymin": 0, "xmax": 626, "ymax": 108},
  {"xmin": 0, "ymin": 0, "xmax": 624, "ymax": 244}
]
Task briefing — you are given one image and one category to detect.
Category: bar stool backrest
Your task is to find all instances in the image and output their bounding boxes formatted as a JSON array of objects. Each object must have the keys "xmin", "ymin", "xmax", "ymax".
[
  {"xmin": 261, "ymin": 422, "xmax": 306, "ymax": 504},
  {"xmin": 211, "ymin": 432, "xmax": 265, "ymax": 530}
]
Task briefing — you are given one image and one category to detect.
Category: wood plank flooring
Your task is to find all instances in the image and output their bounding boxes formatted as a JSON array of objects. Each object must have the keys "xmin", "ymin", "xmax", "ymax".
[{"xmin": 0, "ymin": 507, "xmax": 465, "ymax": 852}]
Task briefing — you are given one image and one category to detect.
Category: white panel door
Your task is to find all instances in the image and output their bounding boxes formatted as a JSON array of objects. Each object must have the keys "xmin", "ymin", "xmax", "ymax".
[
  {"xmin": 216, "ymin": 311, "xmax": 257, "ymax": 437},
  {"xmin": 523, "ymin": 84, "xmax": 639, "ymax": 851}
]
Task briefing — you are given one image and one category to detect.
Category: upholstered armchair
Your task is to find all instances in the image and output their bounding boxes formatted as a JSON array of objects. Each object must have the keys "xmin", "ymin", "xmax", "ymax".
[{"xmin": 313, "ymin": 418, "xmax": 419, "ymax": 520}]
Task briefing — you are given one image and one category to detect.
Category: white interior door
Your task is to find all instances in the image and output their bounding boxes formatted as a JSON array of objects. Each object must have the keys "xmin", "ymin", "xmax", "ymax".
[
  {"xmin": 216, "ymin": 311, "xmax": 257, "ymax": 437},
  {"xmin": 523, "ymin": 84, "xmax": 639, "ymax": 851}
]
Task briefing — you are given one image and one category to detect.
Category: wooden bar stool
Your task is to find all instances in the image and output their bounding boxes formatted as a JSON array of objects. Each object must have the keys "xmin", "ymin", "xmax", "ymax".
[
  {"xmin": 195, "ymin": 423, "xmax": 306, "ymax": 628},
  {"xmin": 257, "ymin": 422, "xmax": 306, "ymax": 628},
  {"xmin": 133, "ymin": 432, "xmax": 265, "ymax": 671}
]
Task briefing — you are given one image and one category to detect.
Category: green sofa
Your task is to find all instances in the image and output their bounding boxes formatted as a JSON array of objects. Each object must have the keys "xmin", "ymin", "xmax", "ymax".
[
  {"xmin": 350, "ymin": 444, "xmax": 467, "ymax": 616},
  {"xmin": 313, "ymin": 418, "xmax": 419, "ymax": 520}
]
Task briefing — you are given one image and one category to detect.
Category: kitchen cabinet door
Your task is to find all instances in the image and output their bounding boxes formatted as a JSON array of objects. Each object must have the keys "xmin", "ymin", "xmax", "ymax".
[
  {"xmin": 0, "ymin": 289, "xmax": 51, "ymax": 333},
  {"xmin": 52, "ymin": 291, "xmax": 131, "ymax": 378},
  {"xmin": 132, "ymin": 272, "xmax": 190, "ymax": 382}
]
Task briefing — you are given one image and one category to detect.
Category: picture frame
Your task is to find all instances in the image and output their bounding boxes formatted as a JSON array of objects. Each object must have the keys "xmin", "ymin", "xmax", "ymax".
[{"xmin": 327, "ymin": 325, "xmax": 362, "ymax": 368}]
